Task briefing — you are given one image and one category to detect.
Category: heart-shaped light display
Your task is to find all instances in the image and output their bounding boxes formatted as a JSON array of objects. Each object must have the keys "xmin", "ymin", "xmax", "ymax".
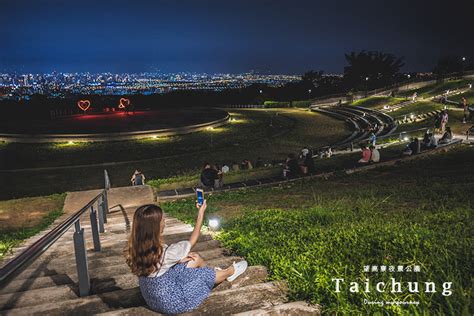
[
  {"xmin": 118, "ymin": 98, "xmax": 130, "ymax": 109},
  {"xmin": 77, "ymin": 100, "xmax": 91, "ymax": 111}
]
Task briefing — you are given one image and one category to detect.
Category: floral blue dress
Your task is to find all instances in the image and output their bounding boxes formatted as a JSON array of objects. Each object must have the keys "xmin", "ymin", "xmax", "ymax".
[{"xmin": 139, "ymin": 241, "xmax": 216, "ymax": 314}]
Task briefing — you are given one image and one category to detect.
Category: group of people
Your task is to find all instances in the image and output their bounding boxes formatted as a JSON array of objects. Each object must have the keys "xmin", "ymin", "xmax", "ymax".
[
  {"xmin": 358, "ymin": 144, "xmax": 380, "ymax": 164},
  {"xmin": 283, "ymin": 147, "xmax": 316, "ymax": 178},
  {"xmin": 402, "ymin": 127, "xmax": 454, "ymax": 156},
  {"xmin": 199, "ymin": 158, "xmax": 266, "ymax": 189}
]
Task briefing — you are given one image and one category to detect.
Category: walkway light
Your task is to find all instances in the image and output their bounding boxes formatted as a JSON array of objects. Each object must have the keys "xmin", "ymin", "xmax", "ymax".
[{"xmin": 208, "ymin": 218, "xmax": 220, "ymax": 230}]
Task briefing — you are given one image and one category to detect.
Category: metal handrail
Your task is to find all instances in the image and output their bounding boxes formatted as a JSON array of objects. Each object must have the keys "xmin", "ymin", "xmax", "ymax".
[{"xmin": 0, "ymin": 175, "xmax": 110, "ymax": 296}]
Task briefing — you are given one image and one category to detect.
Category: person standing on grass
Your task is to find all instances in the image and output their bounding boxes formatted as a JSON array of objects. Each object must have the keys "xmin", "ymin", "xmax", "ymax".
[
  {"xmin": 126, "ymin": 203, "xmax": 248, "ymax": 315},
  {"xmin": 440, "ymin": 110, "xmax": 449, "ymax": 134},
  {"xmin": 369, "ymin": 132, "xmax": 377, "ymax": 146},
  {"xmin": 462, "ymin": 97, "xmax": 469, "ymax": 123}
]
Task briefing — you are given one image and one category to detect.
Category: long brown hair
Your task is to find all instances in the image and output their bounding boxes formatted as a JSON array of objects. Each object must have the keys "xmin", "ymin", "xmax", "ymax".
[{"xmin": 126, "ymin": 204, "xmax": 164, "ymax": 277}]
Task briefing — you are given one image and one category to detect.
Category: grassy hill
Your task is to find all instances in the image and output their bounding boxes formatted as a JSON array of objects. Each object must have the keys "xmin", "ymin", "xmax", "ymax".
[{"xmin": 163, "ymin": 145, "xmax": 474, "ymax": 314}]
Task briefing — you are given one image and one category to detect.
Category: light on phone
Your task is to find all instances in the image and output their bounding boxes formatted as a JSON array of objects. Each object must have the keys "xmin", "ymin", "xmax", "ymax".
[{"xmin": 208, "ymin": 218, "xmax": 220, "ymax": 230}]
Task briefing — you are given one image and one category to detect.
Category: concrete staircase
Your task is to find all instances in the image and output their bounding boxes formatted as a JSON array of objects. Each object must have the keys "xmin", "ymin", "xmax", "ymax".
[{"xmin": 0, "ymin": 186, "xmax": 320, "ymax": 315}]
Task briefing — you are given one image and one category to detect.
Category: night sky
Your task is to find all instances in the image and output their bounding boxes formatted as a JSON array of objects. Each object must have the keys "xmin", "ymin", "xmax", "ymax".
[{"xmin": 1, "ymin": 0, "xmax": 473, "ymax": 74}]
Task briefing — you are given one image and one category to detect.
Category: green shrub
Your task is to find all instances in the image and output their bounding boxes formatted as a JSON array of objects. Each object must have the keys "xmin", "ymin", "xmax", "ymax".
[{"xmin": 264, "ymin": 101, "xmax": 290, "ymax": 108}]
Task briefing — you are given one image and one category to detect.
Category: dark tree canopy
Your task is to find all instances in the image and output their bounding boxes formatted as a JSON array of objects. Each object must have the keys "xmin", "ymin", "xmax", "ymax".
[
  {"xmin": 343, "ymin": 51, "xmax": 404, "ymax": 90},
  {"xmin": 433, "ymin": 56, "xmax": 472, "ymax": 77}
]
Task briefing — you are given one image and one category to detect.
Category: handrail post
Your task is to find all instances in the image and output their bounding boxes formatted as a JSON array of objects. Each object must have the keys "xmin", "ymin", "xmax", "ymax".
[
  {"xmin": 73, "ymin": 221, "xmax": 90, "ymax": 297},
  {"xmin": 98, "ymin": 196, "xmax": 105, "ymax": 233},
  {"xmin": 89, "ymin": 205, "xmax": 101, "ymax": 251},
  {"xmin": 102, "ymin": 190, "xmax": 109, "ymax": 224}
]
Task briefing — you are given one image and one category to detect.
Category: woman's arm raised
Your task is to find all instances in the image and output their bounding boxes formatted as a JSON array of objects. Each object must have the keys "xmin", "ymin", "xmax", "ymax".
[{"xmin": 189, "ymin": 200, "xmax": 207, "ymax": 248}]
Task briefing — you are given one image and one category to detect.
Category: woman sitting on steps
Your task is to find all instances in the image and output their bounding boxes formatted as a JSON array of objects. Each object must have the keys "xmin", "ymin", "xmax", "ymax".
[{"xmin": 126, "ymin": 202, "xmax": 248, "ymax": 314}]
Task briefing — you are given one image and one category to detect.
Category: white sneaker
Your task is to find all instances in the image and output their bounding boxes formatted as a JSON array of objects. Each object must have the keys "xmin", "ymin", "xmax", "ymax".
[{"xmin": 226, "ymin": 261, "xmax": 248, "ymax": 282}]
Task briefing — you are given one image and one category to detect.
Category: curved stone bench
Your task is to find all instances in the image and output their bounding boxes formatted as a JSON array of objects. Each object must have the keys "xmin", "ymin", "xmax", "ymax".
[{"xmin": 0, "ymin": 113, "xmax": 231, "ymax": 143}]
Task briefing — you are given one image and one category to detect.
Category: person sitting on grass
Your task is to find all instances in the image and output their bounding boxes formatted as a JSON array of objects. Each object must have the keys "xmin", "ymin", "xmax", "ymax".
[
  {"xmin": 369, "ymin": 145, "xmax": 380, "ymax": 163},
  {"xmin": 240, "ymin": 159, "xmax": 253, "ymax": 170},
  {"xmin": 402, "ymin": 138, "xmax": 420, "ymax": 156},
  {"xmin": 427, "ymin": 133, "xmax": 438, "ymax": 149},
  {"xmin": 358, "ymin": 144, "xmax": 371, "ymax": 164},
  {"xmin": 439, "ymin": 127, "xmax": 453, "ymax": 144},
  {"xmin": 126, "ymin": 203, "xmax": 248, "ymax": 315},
  {"xmin": 200, "ymin": 163, "xmax": 222, "ymax": 189},
  {"xmin": 232, "ymin": 161, "xmax": 240, "ymax": 172},
  {"xmin": 283, "ymin": 153, "xmax": 300, "ymax": 178},
  {"xmin": 422, "ymin": 132, "xmax": 431, "ymax": 149},
  {"xmin": 221, "ymin": 163, "xmax": 230, "ymax": 174},
  {"xmin": 255, "ymin": 157, "xmax": 264, "ymax": 168},
  {"xmin": 302, "ymin": 152, "xmax": 316, "ymax": 175},
  {"xmin": 131, "ymin": 170, "xmax": 146, "ymax": 186}
]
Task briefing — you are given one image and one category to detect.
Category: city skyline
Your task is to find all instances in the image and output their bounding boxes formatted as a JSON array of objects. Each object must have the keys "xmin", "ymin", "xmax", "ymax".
[{"xmin": 2, "ymin": 0, "xmax": 473, "ymax": 74}]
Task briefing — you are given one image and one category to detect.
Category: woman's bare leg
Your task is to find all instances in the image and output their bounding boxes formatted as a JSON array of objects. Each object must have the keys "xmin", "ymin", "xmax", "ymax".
[{"xmin": 214, "ymin": 266, "xmax": 235, "ymax": 284}]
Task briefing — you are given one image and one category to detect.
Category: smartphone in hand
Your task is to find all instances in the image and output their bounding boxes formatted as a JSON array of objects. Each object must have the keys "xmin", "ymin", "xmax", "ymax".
[{"xmin": 196, "ymin": 188, "xmax": 204, "ymax": 207}]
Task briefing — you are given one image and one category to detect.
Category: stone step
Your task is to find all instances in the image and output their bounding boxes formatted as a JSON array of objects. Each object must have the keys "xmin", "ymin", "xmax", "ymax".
[
  {"xmin": 10, "ymin": 222, "xmax": 194, "ymax": 256},
  {"xmin": 234, "ymin": 301, "xmax": 321, "ymax": 315},
  {"xmin": 0, "ymin": 265, "xmax": 268, "ymax": 311},
  {"xmin": 2, "ymin": 281, "xmax": 286, "ymax": 316},
  {"xmin": 19, "ymin": 216, "xmax": 181, "ymax": 245},
  {"xmin": 0, "ymin": 284, "xmax": 78, "ymax": 310},
  {"xmin": 13, "ymin": 255, "xmax": 242, "ymax": 282},
  {"xmin": 11, "ymin": 232, "xmax": 213, "ymax": 271},
  {"xmin": 25, "ymin": 239, "xmax": 222, "ymax": 268},
  {"xmin": 1, "ymin": 247, "xmax": 235, "ymax": 295},
  {"xmin": 25, "ymin": 245, "xmax": 225, "ymax": 272},
  {"xmin": 92, "ymin": 265, "xmax": 268, "ymax": 296}
]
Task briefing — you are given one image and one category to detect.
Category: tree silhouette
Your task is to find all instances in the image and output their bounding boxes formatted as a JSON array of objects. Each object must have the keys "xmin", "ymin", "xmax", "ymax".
[
  {"xmin": 343, "ymin": 51, "xmax": 404, "ymax": 90},
  {"xmin": 432, "ymin": 56, "xmax": 468, "ymax": 77}
]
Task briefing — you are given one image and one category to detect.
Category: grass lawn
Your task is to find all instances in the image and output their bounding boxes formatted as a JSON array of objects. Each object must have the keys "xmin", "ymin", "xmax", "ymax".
[
  {"xmin": 395, "ymin": 107, "xmax": 472, "ymax": 136},
  {"xmin": 162, "ymin": 145, "xmax": 474, "ymax": 314},
  {"xmin": 398, "ymin": 79, "xmax": 473, "ymax": 98},
  {"xmin": 0, "ymin": 110, "xmax": 287, "ymax": 170},
  {"xmin": 0, "ymin": 109, "xmax": 350, "ymax": 199},
  {"xmin": 390, "ymin": 101, "xmax": 444, "ymax": 120},
  {"xmin": 450, "ymin": 89, "xmax": 474, "ymax": 104},
  {"xmin": 351, "ymin": 96, "xmax": 405, "ymax": 109},
  {"xmin": 150, "ymin": 144, "xmax": 409, "ymax": 191},
  {"xmin": 0, "ymin": 194, "xmax": 66, "ymax": 260}
]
